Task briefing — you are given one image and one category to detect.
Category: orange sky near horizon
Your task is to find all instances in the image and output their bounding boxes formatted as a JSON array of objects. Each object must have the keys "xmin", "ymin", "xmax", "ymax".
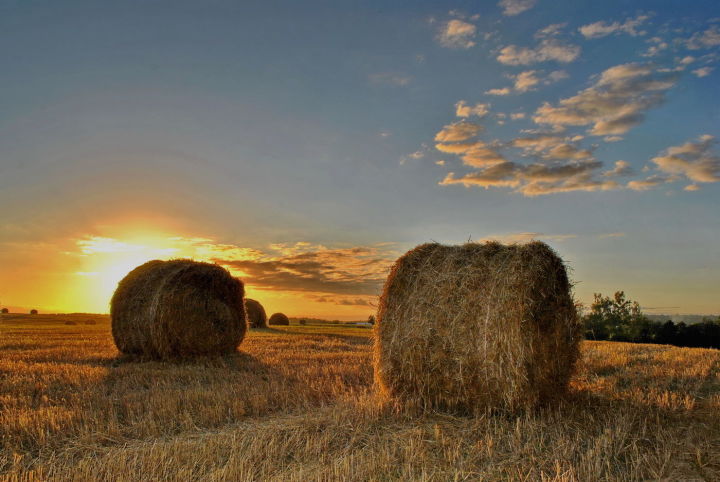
[{"xmin": 0, "ymin": 226, "xmax": 393, "ymax": 320}]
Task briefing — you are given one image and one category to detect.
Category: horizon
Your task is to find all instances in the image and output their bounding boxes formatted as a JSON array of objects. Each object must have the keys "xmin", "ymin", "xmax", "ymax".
[{"xmin": 1, "ymin": 0, "xmax": 719, "ymax": 318}]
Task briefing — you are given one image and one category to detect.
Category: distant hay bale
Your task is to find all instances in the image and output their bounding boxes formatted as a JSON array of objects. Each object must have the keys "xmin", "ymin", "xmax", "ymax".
[
  {"xmin": 65, "ymin": 320, "xmax": 77, "ymax": 326},
  {"xmin": 268, "ymin": 312, "xmax": 290, "ymax": 326},
  {"xmin": 374, "ymin": 241, "xmax": 581, "ymax": 414},
  {"xmin": 299, "ymin": 319, "xmax": 307, "ymax": 325},
  {"xmin": 1, "ymin": 308, "xmax": 8, "ymax": 314},
  {"xmin": 245, "ymin": 299, "xmax": 267, "ymax": 328},
  {"xmin": 30, "ymin": 309, "xmax": 38, "ymax": 315},
  {"xmin": 111, "ymin": 259, "xmax": 246, "ymax": 359}
]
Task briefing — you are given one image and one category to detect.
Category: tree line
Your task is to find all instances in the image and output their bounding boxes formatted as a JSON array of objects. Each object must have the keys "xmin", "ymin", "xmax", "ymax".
[{"xmin": 583, "ymin": 291, "xmax": 720, "ymax": 349}]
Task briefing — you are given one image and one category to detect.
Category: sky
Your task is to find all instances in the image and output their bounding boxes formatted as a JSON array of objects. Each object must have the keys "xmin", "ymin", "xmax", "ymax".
[{"xmin": 1, "ymin": 0, "xmax": 719, "ymax": 318}]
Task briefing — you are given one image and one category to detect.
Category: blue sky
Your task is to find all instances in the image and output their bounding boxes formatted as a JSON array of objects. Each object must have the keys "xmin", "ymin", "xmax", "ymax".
[{"xmin": 1, "ymin": 0, "xmax": 719, "ymax": 316}]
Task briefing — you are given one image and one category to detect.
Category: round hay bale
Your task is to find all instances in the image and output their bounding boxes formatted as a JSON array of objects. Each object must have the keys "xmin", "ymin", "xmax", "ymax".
[
  {"xmin": 268, "ymin": 312, "xmax": 289, "ymax": 326},
  {"xmin": 1, "ymin": 308, "xmax": 8, "ymax": 314},
  {"xmin": 30, "ymin": 309, "xmax": 38, "ymax": 315},
  {"xmin": 111, "ymin": 259, "xmax": 246, "ymax": 359},
  {"xmin": 374, "ymin": 241, "xmax": 581, "ymax": 414},
  {"xmin": 245, "ymin": 298, "xmax": 267, "ymax": 328}
]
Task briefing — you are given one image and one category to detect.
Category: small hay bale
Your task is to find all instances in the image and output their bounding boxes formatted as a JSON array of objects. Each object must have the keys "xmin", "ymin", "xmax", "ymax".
[
  {"xmin": 299, "ymin": 319, "xmax": 307, "ymax": 325},
  {"xmin": 245, "ymin": 298, "xmax": 268, "ymax": 328},
  {"xmin": 374, "ymin": 241, "xmax": 581, "ymax": 414},
  {"xmin": 268, "ymin": 312, "xmax": 289, "ymax": 326},
  {"xmin": 1, "ymin": 308, "xmax": 8, "ymax": 314},
  {"xmin": 111, "ymin": 259, "xmax": 246, "ymax": 359},
  {"xmin": 30, "ymin": 309, "xmax": 38, "ymax": 315}
]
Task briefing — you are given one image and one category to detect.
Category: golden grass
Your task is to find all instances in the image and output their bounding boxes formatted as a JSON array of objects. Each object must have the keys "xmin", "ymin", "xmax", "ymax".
[{"xmin": 1, "ymin": 313, "xmax": 719, "ymax": 481}]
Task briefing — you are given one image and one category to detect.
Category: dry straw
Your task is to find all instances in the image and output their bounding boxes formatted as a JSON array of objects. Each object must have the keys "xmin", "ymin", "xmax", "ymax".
[
  {"xmin": 373, "ymin": 241, "xmax": 582, "ymax": 414},
  {"xmin": 245, "ymin": 298, "xmax": 268, "ymax": 328},
  {"xmin": 268, "ymin": 312, "xmax": 290, "ymax": 326},
  {"xmin": 111, "ymin": 259, "xmax": 246, "ymax": 359}
]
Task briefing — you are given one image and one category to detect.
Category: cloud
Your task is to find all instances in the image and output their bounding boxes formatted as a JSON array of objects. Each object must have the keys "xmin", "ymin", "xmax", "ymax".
[
  {"xmin": 437, "ymin": 19, "xmax": 477, "ymax": 49},
  {"xmin": 514, "ymin": 70, "xmax": 541, "ymax": 92},
  {"xmin": 533, "ymin": 62, "xmax": 679, "ymax": 136},
  {"xmin": 435, "ymin": 141, "xmax": 507, "ymax": 167},
  {"xmin": 641, "ymin": 37, "xmax": 669, "ymax": 57},
  {"xmin": 598, "ymin": 232, "xmax": 626, "ymax": 238},
  {"xmin": 369, "ymin": 72, "xmax": 412, "ymax": 86},
  {"xmin": 486, "ymin": 87, "xmax": 512, "ymax": 96},
  {"xmin": 650, "ymin": 134, "xmax": 720, "ymax": 183},
  {"xmin": 434, "ymin": 121, "xmax": 484, "ymax": 142},
  {"xmin": 692, "ymin": 67, "xmax": 713, "ymax": 77},
  {"xmin": 627, "ymin": 175, "xmax": 669, "ymax": 191},
  {"xmin": 440, "ymin": 159, "xmax": 619, "ymax": 196},
  {"xmin": 685, "ymin": 25, "xmax": 720, "ymax": 50},
  {"xmin": 579, "ymin": 14, "xmax": 649, "ymax": 39},
  {"xmin": 684, "ymin": 184, "xmax": 700, "ymax": 192},
  {"xmin": 511, "ymin": 134, "xmax": 592, "ymax": 159},
  {"xmin": 510, "ymin": 112, "xmax": 526, "ymax": 120},
  {"xmin": 497, "ymin": 39, "xmax": 581, "ymax": 65},
  {"xmin": 498, "ymin": 0, "xmax": 537, "ymax": 16},
  {"xmin": 455, "ymin": 101, "xmax": 491, "ymax": 117},
  {"xmin": 215, "ymin": 243, "xmax": 395, "ymax": 296},
  {"xmin": 603, "ymin": 160, "xmax": 634, "ymax": 177},
  {"xmin": 535, "ymin": 23, "xmax": 567, "ymax": 38},
  {"xmin": 486, "ymin": 70, "xmax": 568, "ymax": 95}
]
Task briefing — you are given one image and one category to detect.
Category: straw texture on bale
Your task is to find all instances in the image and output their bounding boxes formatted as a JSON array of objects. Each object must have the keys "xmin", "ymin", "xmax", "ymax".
[
  {"xmin": 245, "ymin": 298, "xmax": 267, "ymax": 328},
  {"xmin": 268, "ymin": 312, "xmax": 290, "ymax": 326},
  {"xmin": 111, "ymin": 259, "xmax": 246, "ymax": 359},
  {"xmin": 374, "ymin": 241, "xmax": 581, "ymax": 414}
]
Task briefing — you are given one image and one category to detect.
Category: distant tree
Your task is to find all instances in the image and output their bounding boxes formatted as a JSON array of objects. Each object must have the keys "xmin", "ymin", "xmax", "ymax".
[
  {"xmin": 584, "ymin": 291, "xmax": 647, "ymax": 341},
  {"xmin": 656, "ymin": 320, "xmax": 677, "ymax": 345},
  {"xmin": 368, "ymin": 315, "xmax": 376, "ymax": 325}
]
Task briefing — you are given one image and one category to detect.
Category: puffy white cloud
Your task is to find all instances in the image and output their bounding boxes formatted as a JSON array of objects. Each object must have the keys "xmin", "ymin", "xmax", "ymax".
[
  {"xmin": 514, "ymin": 70, "xmax": 541, "ymax": 92},
  {"xmin": 692, "ymin": 67, "xmax": 713, "ymax": 77},
  {"xmin": 498, "ymin": 0, "xmax": 537, "ymax": 16},
  {"xmin": 437, "ymin": 19, "xmax": 477, "ymax": 49},
  {"xmin": 497, "ymin": 39, "xmax": 581, "ymax": 65},
  {"xmin": 651, "ymin": 135, "xmax": 720, "ymax": 183},
  {"xmin": 533, "ymin": 62, "xmax": 678, "ymax": 136},
  {"xmin": 535, "ymin": 23, "xmax": 567, "ymax": 38},
  {"xmin": 579, "ymin": 14, "xmax": 649, "ymax": 39},
  {"xmin": 485, "ymin": 87, "xmax": 512, "ymax": 96},
  {"xmin": 455, "ymin": 101, "xmax": 491, "ymax": 117},
  {"xmin": 685, "ymin": 25, "xmax": 720, "ymax": 50},
  {"xmin": 434, "ymin": 122, "xmax": 484, "ymax": 142}
]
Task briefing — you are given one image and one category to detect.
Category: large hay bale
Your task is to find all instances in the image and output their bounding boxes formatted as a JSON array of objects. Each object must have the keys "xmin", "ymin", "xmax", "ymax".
[
  {"xmin": 30, "ymin": 309, "xmax": 38, "ymax": 315},
  {"xmin": 1, "ymin": 308, "xmax": 8, "ymax": 314},
  {"xmin": 245, "ymin": 298, "xmax": 267, "ymax": 328},
  {"xmin": 374, "ymin": 241, "xmax": 581, "ymax": 414},
  {"xmin": 111, "ymin": 259, "xmax": 246, "ymax": 359},
  {"xmin": 268, "ymin": 312, "xmax": 289, "ymax": 326}
]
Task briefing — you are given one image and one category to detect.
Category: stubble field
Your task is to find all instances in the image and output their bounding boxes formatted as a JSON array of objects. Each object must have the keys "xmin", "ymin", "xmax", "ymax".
[{"xmin": 1, "ymin": 313, "xmax": 719, "ymax": 481}]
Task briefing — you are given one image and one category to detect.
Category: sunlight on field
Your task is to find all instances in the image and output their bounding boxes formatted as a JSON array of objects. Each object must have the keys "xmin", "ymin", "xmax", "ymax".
[{"xmin": 1, "ymin": 314, "xmax": 719, "ymax": 480}]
